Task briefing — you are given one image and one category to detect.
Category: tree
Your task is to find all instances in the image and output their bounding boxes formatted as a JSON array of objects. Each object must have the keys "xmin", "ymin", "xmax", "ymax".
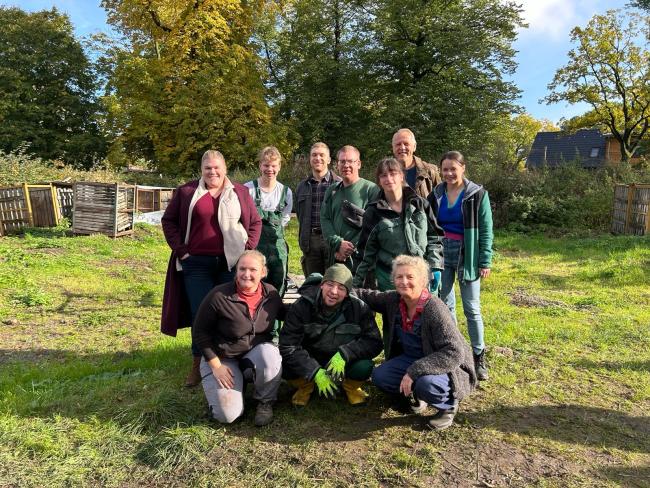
[
  {"xmin": 630, "ymin": 0, "xmax": 650, "ymax": 10},
  {"xmin": 360, "ymin": 0, "xmax": 524, "ymax": 162},
  {"xmin": 101, "ymin": 0, "xmax": 295, "ymax": 176},
  {"xmin": 0, "ymin": 7, "xmax": 106, "ymax": 168},
  {"xmin": 483, "ymin": 113, "xmax": 558, "ymax": 168},
  {"xmin": 260, "ymin": 0, "xmax": 374, "ymax": 155},
  {"xmin": 262, "ymin": 0, "xmax": 524, "ymax": 164},
  {"xmin": 545, "ymin": 10, "xmax": 650, "ymax": 161}
]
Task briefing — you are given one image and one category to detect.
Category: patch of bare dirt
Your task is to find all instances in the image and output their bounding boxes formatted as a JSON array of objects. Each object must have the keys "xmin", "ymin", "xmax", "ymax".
[
  {"xmin": 508, "ymin": 288, "xmax": 568, "ymax": 309},
  {"xmin": 434, "ymin": 439, "xmax": 597, "ymax": 487}
]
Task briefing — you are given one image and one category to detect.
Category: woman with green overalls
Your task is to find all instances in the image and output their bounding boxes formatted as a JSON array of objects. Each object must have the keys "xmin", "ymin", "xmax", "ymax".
[{"xmin": 244, "ymin": 146, "xmax": 293, "ymax": 297}]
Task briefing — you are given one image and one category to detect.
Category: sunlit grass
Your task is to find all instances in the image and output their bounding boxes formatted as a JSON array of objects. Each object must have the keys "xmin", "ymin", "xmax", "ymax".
[{"xmin": 0, "ymin": 224, "xmax": 648, "ymax": 486}]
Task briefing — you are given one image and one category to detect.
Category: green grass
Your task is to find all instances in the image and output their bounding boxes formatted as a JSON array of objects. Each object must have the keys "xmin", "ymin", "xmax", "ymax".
[{"xmin": 1, "ymin": 222, "xmax": 649, "ymax": 487}]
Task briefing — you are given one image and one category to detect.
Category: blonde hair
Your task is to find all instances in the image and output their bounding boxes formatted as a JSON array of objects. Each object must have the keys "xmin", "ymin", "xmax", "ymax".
[
  {"xmin": 201, "ymin": 150, "xmax": 225, "ymax": 166},
  {"xmin": 237, "ymin": 250, "xmax": 267, "ymax": 268},
  {"xmin": 392, "ymin": 255, "xmax": 429, "ymax": 286},
  {"xmin": 258, "ymin": 146, "xmax": 282, "ymax": 165}
]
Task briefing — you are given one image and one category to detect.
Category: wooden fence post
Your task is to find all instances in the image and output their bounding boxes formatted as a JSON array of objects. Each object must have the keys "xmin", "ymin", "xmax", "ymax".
[{"xmin": 22, "ymin": 183, "xmax": 34, "ymax": 226}]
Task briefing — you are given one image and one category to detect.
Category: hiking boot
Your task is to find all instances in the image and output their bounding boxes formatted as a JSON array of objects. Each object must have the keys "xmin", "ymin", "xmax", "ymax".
[
  {"xmin": 254, "ymin": 401, "xmax": 274, "ymax": 427},
  {"xmin": 342, "ymin": 378, "xmax": 369, "ymax": 405},
  {"xmin": 408, "ymin": 393, "xmax": 428, "ymax": 415},
  {"xmin": 427, "ymin": 404, "xmax": 458, "ymax": 431},
  {"xmin": 288, "ymin": 378, "xmax": 315, "ymax": 406},
  {"xmin": 184, "ymin": 356, "xmax": 202, "ymax": 387},
  {"xmin": 474, "ymin": 349, "xmax": 489, "ymax": 381}
]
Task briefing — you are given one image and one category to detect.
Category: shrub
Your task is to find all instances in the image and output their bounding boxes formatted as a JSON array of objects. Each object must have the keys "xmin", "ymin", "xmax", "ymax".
[
  {"xmin": 471, "ymin": 159, "xmax": 650, "ymax": 233},
  {"xmin": 0, "ymin": 147, "xmax": 180, "ymax": 187}
]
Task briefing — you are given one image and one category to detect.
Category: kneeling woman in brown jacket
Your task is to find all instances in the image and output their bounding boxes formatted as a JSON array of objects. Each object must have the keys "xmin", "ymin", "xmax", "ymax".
[
  {"xmin": 355, "ymin": 255, "xmax": 476, "ymax": 430},
  {"xmin": 192, "ymin": 250, "xmax": 283, "ymax": 427}
]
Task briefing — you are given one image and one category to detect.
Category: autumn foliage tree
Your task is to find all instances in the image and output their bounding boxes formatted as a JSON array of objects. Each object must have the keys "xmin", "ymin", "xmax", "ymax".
[
  {"xmin": 101, "ymin": 0, "xmax": 294, "ymax": 176},
  {"xmin": 545, "ymin": 10, "xmax": 650, "ymax": 162}
]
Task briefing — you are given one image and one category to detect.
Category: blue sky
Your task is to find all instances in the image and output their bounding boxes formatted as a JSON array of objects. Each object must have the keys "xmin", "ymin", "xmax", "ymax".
[{"xmin": 2, "ymin": 0, "xmax": 628, "ymax": 124}]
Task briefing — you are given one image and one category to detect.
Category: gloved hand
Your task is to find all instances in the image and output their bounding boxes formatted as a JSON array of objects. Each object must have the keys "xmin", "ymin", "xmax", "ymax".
[
  {"xmin": 314, "ymin": 369, "xmax": 338, "ymax": 398},
  {"xmin": 430, "ymin": 270, "xmax": 442, "ymax": 293},
  {"xmin": 326, "ymin": 352, "xmax": 346, "ymax": 381}
]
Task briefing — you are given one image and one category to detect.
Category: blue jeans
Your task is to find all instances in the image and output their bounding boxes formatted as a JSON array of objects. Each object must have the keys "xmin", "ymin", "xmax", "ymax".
[
  {"xmin": 181, "ymin": 255, "xmax": 234, "ymax": 356},
  {"xmin": 372, "ymin": 354, "xmax": 454, "ymax": 410},
  {"xmin": 441, "ymin": 238, "xmax": 485, "ymax": 355}
]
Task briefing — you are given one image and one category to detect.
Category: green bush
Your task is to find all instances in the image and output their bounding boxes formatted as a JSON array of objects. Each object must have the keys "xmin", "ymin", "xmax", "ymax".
[
  {"xmin": 0, "ymin": 147, "xmax": 180, "ymax": 187},
  {"xmin": 471, "ymin": 159, "xmax": 650, "ymax": 233}
]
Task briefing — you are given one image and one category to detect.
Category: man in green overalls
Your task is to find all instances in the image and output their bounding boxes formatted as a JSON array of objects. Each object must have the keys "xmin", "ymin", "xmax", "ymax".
[{"xmin": 244, "ymin": 146, "xmax": 293, "ymax": 296}]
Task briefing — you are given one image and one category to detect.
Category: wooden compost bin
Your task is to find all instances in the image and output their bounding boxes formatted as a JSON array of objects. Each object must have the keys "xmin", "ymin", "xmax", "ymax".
[
  {"xmin": 72, "ymin": 182, "xmax": 135, "ymax": 237},
  {"xmin": 0, "ymin": 183, "xmax": 60, "ymax": 236},
  {"xmin": 611, "ymin": 183, "xmax": 650, "ymax": 236},
  {"xmin": 53, "ymin": 182, "xmax": 74, "ymax": 220},
  {"xmin": 135, "ymin": 186, "xmax": 175, "ymax": 213}
]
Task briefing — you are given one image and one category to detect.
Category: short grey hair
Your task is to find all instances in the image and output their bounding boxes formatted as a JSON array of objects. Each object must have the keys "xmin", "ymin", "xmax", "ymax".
[
  {"xmin": 201, "ymin": 150, "xmax": 225, "ymax": 166},
  {"xmin": 392, "ymin": 128, "xmax": 417, "ymax": 145},
  {"xmin": 391, "ymin": 255, "xmax": 429, "ymax": 287}
]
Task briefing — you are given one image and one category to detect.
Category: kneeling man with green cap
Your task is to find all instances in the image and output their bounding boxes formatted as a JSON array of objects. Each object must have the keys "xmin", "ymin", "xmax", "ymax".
[{"xmin": 279, "ymin": 264, "xmax": 383, "ymax": 405}]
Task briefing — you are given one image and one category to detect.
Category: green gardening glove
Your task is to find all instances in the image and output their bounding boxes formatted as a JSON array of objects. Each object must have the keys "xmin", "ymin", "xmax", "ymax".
[
  {"xmin": 326, "ymin": 352, "xmax": 346, "ymax": 382},
  {"xmin": 314, "ymin": 369, "xmax": 338, "ymax": 398}
]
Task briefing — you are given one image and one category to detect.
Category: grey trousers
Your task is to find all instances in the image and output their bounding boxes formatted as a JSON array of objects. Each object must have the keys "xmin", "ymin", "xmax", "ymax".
[{"xmin": 200, "ymin": 342, "xmax": 282, "ymax": 424}]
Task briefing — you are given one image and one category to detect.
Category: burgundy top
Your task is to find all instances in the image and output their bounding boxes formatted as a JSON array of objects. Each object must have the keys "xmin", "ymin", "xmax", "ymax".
[
  {"xmin": 187, "ymin": 193, "xmax": 224, "ymax": 256},
  {"xmin": 160, "ymin": 180, "xmax": 262, "ymax": 337}
]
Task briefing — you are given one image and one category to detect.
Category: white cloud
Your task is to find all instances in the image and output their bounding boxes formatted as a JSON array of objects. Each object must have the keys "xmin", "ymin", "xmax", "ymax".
[
  {"xmin": 517, "ymin": 0, "xmax": 580, "ymax": 41},
  {"xmin": 516, "ymin": 0, "xmax": 621, "ymax": 41}
]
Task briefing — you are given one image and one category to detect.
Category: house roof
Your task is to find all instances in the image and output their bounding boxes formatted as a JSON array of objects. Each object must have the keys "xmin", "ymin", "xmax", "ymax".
[{"xmin": 526, "ymin": 129, "xmax": 607, "ymax": 168}]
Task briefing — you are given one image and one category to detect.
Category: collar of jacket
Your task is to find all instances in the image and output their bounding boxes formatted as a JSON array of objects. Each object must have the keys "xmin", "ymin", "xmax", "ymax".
[
  {"xmin": 412, "ymin": 155, "xmax": 427, "ymax": 173},
  {"xmin": 372, "ymin": 185, "xmax": 419, "ymax": 211},
  {"xmin": 223, "ymin": 280, "xmax": 272, "ymax": 302},
  {"xmin": 433, "ymin": 178, "xmax": 482, "ymax": 201}
]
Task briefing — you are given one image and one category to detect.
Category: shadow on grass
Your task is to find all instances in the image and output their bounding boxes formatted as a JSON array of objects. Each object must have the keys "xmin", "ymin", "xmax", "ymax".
[
  {"xmin": 464, "ymin": 404, "xmax": 649, "ymax": 453},
  {"xmin": 600, "ymin": 465, "xmax": 650, "ymax": 488},
  {"xmin": 574, "ymin": 359, "xmax": 650, "ymax": 372},
  {"xmin": 0, "ymin": 345, "xmax": 421, "ymax": 444},
  {"xmin": 464, "ymin": 404, "xmax": 650, "ymax": 487}
]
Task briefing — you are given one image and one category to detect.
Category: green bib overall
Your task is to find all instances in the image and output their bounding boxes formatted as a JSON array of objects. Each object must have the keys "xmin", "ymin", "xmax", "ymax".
[{"xmin": 253, "ymin": 180, "xmax": 289, "ymax": 297}]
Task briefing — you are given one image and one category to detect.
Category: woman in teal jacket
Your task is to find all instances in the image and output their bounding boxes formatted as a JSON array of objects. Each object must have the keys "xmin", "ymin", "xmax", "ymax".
[{"xmin": 428, "ymin": 151, "xmax": 493, "ymax": 382}]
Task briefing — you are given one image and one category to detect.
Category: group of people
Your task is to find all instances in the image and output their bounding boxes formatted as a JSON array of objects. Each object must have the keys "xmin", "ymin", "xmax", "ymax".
[{"xmin": 160, "ymin": 128, "xmax": 494, "ymax": 430}]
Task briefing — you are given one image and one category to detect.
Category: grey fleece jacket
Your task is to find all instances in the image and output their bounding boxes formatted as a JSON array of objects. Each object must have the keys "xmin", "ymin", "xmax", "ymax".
[{"xmin": 353, "ymin": 288, "xmax": 476, "ymax": 401}]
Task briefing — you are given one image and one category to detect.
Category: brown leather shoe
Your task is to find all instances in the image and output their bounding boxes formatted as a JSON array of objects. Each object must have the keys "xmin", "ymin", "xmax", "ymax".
[{"xmin": 184, "ymin": 356, "xmax": 202, "ymax": 387}]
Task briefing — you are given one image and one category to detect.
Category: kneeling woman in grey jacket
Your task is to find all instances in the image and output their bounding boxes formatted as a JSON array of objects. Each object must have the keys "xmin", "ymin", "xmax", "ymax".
[
  {"xmin": 193, "ymin": 250, "xmax": 283, "ymax": 427},
  {"xmin": 355, "ymin": 255, "xmax": 476, "ymax": 430}
]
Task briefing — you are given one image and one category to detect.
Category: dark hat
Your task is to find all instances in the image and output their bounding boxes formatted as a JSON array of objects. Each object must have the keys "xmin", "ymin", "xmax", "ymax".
[{"xmin": 322, "ymin": 263, "xmax": 353, "ymax": 292}]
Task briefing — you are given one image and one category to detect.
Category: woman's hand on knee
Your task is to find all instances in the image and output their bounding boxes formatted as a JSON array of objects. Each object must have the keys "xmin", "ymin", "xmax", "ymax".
[
  {"xmin": 399, "ymin": 373, "xmax": 413, "ymax": 397},
  {"xmin": 213, "ymin": 365, "xmax": 235, "ymax": 389}
]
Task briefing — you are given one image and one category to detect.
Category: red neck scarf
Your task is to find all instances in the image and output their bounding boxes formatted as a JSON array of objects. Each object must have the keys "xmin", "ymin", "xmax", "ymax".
[
  {"xmin": 237, "ymin": 282, "xmax": 264, "ymax": 318},
  {"xmin": 399, "ymin": 289, "xmax": 431, "ymax": 333}
]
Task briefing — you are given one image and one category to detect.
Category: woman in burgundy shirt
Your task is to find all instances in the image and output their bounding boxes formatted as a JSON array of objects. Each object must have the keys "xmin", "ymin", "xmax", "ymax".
[{"xmin": 161, "ymin": 150, "xmax": 262, "ymax": 387}]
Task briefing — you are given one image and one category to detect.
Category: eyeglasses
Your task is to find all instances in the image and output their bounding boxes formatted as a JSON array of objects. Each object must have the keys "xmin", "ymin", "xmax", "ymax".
[{"xmin": 337, "ymin": 159, "xmax": 358, "ymax": 166}]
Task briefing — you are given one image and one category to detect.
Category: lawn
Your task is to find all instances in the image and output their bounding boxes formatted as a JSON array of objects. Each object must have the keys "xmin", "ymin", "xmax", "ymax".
[{"xmin": 0, "ymin": 221, "xmax": 649, "ymax": 487}]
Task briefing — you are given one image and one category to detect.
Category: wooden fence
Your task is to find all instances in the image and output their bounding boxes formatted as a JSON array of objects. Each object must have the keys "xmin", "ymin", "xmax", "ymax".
[
  {"xmin": 53, "ymin": 182, "xmax": 74, "ymax": 220},
  {"xmin": 135, "ymin": 186, "xmax": 175, "ymax": 213},
  {"xmin": 72, "ymin": 182, "xmax": 136, "ymax": 237},
  {"xmin": 0, "ymin": 183, "xmax": 62, "ymax": 236},
  {"xmin": 611, "ymin": 184, "xmax": 650, "ymax": 236}
]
